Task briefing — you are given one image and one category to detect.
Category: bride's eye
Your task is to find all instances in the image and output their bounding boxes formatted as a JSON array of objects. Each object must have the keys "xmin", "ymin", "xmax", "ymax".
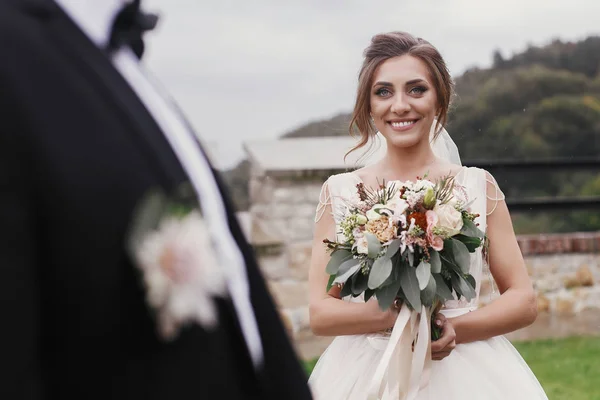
[
  {"xmin": 409, "ymin": 86, "xmax": 428, "ymax": 95},
  {"xmin": 375, "ymin": 87, "xmax": 392, "ymax": 97}
]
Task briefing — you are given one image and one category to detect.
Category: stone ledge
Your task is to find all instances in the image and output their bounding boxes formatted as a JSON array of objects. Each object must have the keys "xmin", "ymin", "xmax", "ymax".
[{"xmin": 517, "ymin": 231, "xmax": 600, "ymax": 255}]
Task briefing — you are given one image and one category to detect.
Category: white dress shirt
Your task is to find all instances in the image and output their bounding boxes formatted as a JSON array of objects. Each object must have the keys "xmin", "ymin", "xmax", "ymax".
[{"xmin": 54, "ymin": 0, "xmax": 263, "ymax": 367}]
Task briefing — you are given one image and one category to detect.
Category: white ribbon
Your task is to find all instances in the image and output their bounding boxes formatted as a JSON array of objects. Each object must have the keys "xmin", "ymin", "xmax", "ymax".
[{"xmin": 367, "ymin": 304, "xmax": 432, "ymax": 400}]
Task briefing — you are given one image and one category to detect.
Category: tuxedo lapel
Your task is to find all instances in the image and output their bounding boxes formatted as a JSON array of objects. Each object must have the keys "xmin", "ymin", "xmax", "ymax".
[{"xmin": 36, "ymin": 1, "xmax": 188, "ymax": 190}]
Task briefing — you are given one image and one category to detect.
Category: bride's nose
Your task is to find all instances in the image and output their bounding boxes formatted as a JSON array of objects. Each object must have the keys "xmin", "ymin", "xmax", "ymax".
[{"xmin": 390, "ymin": 93, "xmax": 410, "ymax": 114}]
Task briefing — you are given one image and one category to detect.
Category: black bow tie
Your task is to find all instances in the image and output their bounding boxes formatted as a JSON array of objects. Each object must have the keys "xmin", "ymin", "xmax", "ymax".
[{"xmin": 108, "ymin": 0, "xmax": 159, "ymax": 59}]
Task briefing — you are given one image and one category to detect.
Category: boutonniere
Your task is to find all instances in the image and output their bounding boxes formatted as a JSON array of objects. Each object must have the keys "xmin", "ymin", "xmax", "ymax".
[{"xmin": 126, "ymin": 182, "xmax": 227, "ymax": 340}]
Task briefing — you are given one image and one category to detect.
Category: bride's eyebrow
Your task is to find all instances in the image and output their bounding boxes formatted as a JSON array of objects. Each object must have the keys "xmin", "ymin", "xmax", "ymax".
[
  {"xmin": 406, "ymin": 78, "xmax": 428, "ymax": 85},
  {"xmin": 372, "ymin": 78, "xmax": 429, "ymax": 88},
  {"xmin": 372, "ymin": 81, "xmax": 393, "ymax": 88}
]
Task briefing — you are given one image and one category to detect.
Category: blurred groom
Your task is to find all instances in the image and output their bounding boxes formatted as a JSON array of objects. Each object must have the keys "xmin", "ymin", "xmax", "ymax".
[{"xmin": 0, "ymin": 0, "xmax": 312, "ymax": 398}]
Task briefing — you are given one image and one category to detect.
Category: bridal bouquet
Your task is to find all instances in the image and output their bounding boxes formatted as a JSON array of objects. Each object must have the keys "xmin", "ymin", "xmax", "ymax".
[{"xmin": 324, "ymin": 175, "xmax": 485, "ymax": 339}]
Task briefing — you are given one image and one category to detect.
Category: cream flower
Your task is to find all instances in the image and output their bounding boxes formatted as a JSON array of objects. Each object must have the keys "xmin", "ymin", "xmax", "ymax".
[
  {"xmin": 135, "ymin": 211, "xmax": 227, "ymax": 339},
  {"xmin": 433, "ymin": 203, "xmax": 464, "ymax": 237}
]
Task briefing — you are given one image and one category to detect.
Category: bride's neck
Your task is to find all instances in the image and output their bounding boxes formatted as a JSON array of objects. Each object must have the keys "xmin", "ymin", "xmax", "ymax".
[{"xmin": 379, "ymin": 138, "xmax": 437, "ymax": 179}]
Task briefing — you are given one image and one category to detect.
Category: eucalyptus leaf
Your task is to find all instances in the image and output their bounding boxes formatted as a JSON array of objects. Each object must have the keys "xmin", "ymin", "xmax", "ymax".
[
  {"xmin": 454, "ymin": 234, "xmax": 483, "ymax": 252},
  {"xmin": 451, "ymin": 273, "xmax": 476, "ymax": 301},
  {"xmin": 429, "ymin": 251, "xmax": 442, "ymax": 273},
  {"xmin": 461, "ymin": 218, "xmax": 484, "ymax": 239},
  {"xmin": 351, "ymin": 271, "xmax": 369, "ymax": 295},
  {"xmin": 407, "ymin": 250, "xmax": 415, "ymax": 267},
  {"xmin": 326, "ymin": 274, "xmax": 336, "ymax": 292},
  {"xmin": 399, "ymin": 263, "xmax": 421, "ymax": 311},
  {"xmin": 340, "ymin": 282, "xmax": 353, "ymax": 298},
  {"xmin": 415, "ymin": 261, "xmax": 432, "ymax": 290},
  {"xmin": 375, "ymin": 277, "xmax": 403, "ymax": 311},
  {"xmin": 368, "ymin": 257, "xmax": 393, "ymax": 289},
  {"xmin": 325, "ymin": 249, "xmax": 352, "ymax": 275},
  {"xmin": 333, "ymin": 262, "xmax": 361, "ymax": 285},
  {"xmin": 365, "ymin": 233, "xmax": 382, "ymax": 259},
  {"xmin": 449, "ymin": 239, "xmax": 471, "ymax": 274},
  {"xmin": 385, "ymin": 239, "xmax": 402, "ymax": 258},
  {"xmin": 433, "ymin": 274, "xmax": 454, "ymax": 300},
  {"xmin": 364, "ymin": 289, "xmax": 375, "ymax": 302},
  {"xmin": 420, "ymin": 275, "xmax": 437, "ymax": 307},
  {"xmin": 465, "ymin": 274, "xmax": 477, "ymax": 291}
]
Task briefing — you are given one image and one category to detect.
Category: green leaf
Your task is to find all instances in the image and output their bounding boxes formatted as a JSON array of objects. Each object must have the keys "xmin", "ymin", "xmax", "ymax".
[
  {"xmin": 375, "ymin": 276, "xmax": 402, "ymax": 311},
  {"xmin": 333, "ymin": 260, "xmax": 361, "ymax": 285},
  {"xmin": 429, "ymin": 251, "xmax": 442, "ymax": 273},
  {"xmin": 407, "ymin": 250, "xmax": 415, "ymax": 266},
  {"xmin": 351, "ymin": 271, "xmax": 369, "ymax": 295},
  {"xmin": 465, "ymin": 274, "xmax": 477, "ymax": 291},
  {"xmin": 451, "ymin": 273, "xmax": 476, "ymax": 301},
  {"xmin": 442, "ymin": 239, "xmax": 471, "ymax": 275},
  {"xmin": 420, "ymin": 275, "xmax": 437, "ymax": 307},
  {"xmin": 454, "ymin": 234, "xmax": 482, "ymax": 252},
  {"xmin": 340, "ymin": 282, "xmax": 353, "ymax": 298},
  {"xmin": 365, "ymin": 233, "xmax": 382, "ymax": 259},
  {"xmin": 450, "ymin": 239, "xmax": 471, "ymax": 274},
  {"xmin": 433, "ymin": 273, "xmax": 454, "ymax": 300},
  {"xmin": 364, "ymin": 289, "xmax": 375, "ymax": 302},
  {"xmin": 415, "ymin": 261, "xmax": 431, "ymax": 290},
  {"xmin": 400, "ymin": 263, "xmax": 421, "ymax": 311},
  {"xmin": 367, "ymin": 257, "xmax": 393, "ymax": 289},
  {"xmin": 385, "ymin": 239, "xmax": 402, "ymax": 258},
  {"xmin": 325, "ymin": 249, "xmax": 352, "ymax": 275},
  {"xmin": 326, "ymin": 274, "xmax": 336, "ymax": 291},
  {"xmin": 461, "ymin": 218, "xmax": 484, "ymax": 239}
]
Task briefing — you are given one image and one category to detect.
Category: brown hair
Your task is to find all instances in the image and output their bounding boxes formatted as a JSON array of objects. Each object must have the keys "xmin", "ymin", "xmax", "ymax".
[{"xmin": 347, "ymin": 31, "xmax": 454, "ymax": 158}]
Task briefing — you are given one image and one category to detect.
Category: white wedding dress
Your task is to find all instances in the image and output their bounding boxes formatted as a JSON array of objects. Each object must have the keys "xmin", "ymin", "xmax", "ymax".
[{"xmin": 308, "ymin": 167, "xmax": 548, "ymax": 400}]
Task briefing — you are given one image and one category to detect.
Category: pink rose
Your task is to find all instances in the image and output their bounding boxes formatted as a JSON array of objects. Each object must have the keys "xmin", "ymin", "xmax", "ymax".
[{"xmin": 425, "ymin": 210, "xmax": 444, "ymax": 251}]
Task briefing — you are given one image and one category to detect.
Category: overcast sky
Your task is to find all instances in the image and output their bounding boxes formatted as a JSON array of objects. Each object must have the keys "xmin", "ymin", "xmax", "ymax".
[{"xmin": 143, "ymin": 0, "xmax": 600, "ymax": 169}]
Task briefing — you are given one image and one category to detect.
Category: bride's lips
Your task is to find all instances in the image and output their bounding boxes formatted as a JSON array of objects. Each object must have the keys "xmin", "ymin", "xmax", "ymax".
[{"xmin": 387, "ymin": 119, "xmax": 420, "ymax": 132}]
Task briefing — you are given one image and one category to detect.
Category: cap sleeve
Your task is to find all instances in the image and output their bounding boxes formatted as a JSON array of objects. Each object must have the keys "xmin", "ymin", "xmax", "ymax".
[
  {"xmin": 484, "ymin": 170, "xmax": 506, "ymax": 216},
  {"xmin": 314, "ymin": 178, "xmax": 332, "ymax": 223}
]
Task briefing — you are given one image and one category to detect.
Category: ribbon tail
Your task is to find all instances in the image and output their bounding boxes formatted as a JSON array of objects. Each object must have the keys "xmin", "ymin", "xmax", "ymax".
[
  {"xmin": 407, "ymin": 306, "xmax": 432, "ymax": 399},
  {"xmin": 367, "ymin": 305, "xmax": 412, "ymax": 400}
]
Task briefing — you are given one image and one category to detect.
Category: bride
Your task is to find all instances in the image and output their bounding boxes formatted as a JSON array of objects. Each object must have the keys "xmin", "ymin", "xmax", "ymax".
[{"xmin": 307, "ymin": 32, "xmax": 548, "ymax": 399}]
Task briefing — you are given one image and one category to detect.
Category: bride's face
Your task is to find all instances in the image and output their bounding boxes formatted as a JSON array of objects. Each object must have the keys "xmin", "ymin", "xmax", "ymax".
[{"xmin": 370, "ymin": 55, "xmax": 438, "ymax": 149}]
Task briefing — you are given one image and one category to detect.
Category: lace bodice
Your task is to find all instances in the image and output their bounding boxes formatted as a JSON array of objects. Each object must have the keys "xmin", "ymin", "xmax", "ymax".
[{"xmin": 315, "ymin": 167, "xmax": 505, "ymax": 310}]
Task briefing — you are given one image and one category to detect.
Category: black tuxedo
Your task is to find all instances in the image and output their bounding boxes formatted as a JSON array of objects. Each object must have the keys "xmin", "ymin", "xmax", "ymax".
[{"xmin": 0, "ymin": 0, "xmax": 312, "ymax": 398}]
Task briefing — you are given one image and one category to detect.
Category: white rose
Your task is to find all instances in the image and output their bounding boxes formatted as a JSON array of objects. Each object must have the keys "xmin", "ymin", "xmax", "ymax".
[
  {"xmin": 355, "ymin": 236, "xmax": 369, "ymax": 255},
  {"xmin": 433, "ymin": 203, "xmax": 464, "ymax": 236},
  {"xmin": 387, "ymin": 197, "xmax": 409, "ymax": 217},
  {"xmin": 366, "ymin": 204, "xmax": 384, "ymax": 221}
]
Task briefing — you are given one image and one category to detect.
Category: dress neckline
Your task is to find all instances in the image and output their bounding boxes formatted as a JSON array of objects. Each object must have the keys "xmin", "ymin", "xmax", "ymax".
[{"xmin": 347, "ymin": 165, "xmax": 468, "ymax": 187}]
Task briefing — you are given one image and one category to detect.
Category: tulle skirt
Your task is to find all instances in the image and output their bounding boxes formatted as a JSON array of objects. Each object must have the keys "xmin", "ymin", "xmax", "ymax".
[{"xmin": 308, "ymin": 319, "xmax": 548, "ymax": 400}]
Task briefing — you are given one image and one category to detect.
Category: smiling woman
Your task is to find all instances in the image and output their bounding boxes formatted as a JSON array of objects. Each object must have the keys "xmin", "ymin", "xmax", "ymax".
[{"xmin": 307, "ymin": 31, "xmax": 549, "ymax": 400}]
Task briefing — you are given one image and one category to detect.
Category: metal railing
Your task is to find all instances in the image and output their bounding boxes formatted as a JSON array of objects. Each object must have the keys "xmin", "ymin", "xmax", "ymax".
[{"xmin": 464, "ymin": 157, "xmax": 600, "ymax": 211}]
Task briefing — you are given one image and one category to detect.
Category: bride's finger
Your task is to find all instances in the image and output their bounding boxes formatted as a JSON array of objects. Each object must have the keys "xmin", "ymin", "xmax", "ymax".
[
  {"xmin": 432, "ymin": 351, "xmax": 451, "ymax": 360},
  {"xmin": 431, "ymin": 326, "xmax": 454, "ymax": 352}
]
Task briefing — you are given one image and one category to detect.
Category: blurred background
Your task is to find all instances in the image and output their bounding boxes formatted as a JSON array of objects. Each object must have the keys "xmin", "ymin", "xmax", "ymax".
[{"xmin": 144, "ymin": 1, "xmax": 599, "ymax": 398}]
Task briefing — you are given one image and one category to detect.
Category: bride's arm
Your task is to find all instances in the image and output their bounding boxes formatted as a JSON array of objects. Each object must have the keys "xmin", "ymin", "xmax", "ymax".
[
  {"xmin": 450, "ymin": 172, "xmax": 537, "ymax": 344},
  {"xmin": 308, "ymin": 184, "xmax": 397, "ymax": 337}
]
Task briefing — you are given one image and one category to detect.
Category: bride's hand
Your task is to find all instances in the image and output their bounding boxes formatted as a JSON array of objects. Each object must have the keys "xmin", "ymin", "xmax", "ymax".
[{"xmin": 431, "ymin": 314, "xmax": 456, "ymax": 361}]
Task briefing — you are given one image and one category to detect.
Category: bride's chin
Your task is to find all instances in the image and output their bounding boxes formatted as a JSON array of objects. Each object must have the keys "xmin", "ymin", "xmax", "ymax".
[{"xmin": 381, "ymin": 130, "xmax": 426, "ymax": 149}]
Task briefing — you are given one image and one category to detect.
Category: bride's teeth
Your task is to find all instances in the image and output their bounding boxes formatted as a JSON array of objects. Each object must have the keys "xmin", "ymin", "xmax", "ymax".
[{"xmin": 391, "ymin": 121, "xmax": 415, "ymax": 127}]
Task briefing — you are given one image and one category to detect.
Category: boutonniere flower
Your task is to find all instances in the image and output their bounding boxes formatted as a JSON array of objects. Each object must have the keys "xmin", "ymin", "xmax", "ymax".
[{"xmin": 127, "ymin": 182, "xmax": 227, "ymax": 340}]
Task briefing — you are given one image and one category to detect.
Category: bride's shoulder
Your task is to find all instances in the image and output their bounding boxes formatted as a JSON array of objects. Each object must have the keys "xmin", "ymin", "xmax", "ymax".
[{"xmin": 323, "ymin": 170, "xmax": 362, "ymax": 186}]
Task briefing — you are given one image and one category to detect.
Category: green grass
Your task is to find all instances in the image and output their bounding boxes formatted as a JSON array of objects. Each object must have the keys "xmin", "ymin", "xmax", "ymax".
[
  {"xmin": 304, "ymin": 335, "xmax": 600, "ymax": 400},
  {"xmin": 513, "ymin": 336, "xmax": 600, "ymax": 400}
]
